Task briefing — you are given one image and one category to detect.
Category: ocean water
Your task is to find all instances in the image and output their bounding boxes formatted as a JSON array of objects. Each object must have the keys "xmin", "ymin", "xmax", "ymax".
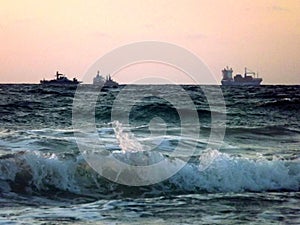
[{"xmin": 0, "ymin": 84, "xmax": 299, "ymax": 224}]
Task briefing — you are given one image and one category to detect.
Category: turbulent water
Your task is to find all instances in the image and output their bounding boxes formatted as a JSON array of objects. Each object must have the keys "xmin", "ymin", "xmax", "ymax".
[{"xmin": 0, "ymin": 84, "xmax": 299, "ymax": 224}]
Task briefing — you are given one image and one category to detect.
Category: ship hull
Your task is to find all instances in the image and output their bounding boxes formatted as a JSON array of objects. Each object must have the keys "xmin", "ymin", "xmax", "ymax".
[
  {"xmin": 40, "ymin": 80, "xmax": 80, "ymax": 85},
  {"xmin": 221, "ymin": 79, "xmax": 262, "ymax": 86}
]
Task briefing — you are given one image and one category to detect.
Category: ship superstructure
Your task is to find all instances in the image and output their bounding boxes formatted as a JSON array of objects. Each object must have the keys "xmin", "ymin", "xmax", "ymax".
[{"xmin": 93, "ymin": 71, "xmax": 119, "ymax": 88}]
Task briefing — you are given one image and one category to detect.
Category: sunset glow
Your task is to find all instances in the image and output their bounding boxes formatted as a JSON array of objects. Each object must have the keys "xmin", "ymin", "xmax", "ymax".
[{"xmin": 0, "ymin": 0, "xmax": 299, "ymax": 84}]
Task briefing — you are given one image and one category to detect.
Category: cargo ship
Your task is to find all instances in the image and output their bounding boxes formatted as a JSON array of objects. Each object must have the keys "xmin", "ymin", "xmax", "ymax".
[{"xmin": 221, "ymin": 67, "xmax": 262, "ymax": 86}]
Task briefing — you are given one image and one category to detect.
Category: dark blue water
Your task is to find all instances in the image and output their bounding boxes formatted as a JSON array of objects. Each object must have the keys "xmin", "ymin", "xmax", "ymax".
[{"xmin": 0, "ymin": 84, "xmax": 299, "ymax": 224}]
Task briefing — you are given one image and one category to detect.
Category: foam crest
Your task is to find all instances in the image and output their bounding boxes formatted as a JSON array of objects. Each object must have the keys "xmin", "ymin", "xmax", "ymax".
[
  {"xmin": 0, "ymin": 149, "xmax": 299, "ymax": 197},
  {"xmin": 171, "ymin": 149, "xmax": 300, "ymax": 192}
]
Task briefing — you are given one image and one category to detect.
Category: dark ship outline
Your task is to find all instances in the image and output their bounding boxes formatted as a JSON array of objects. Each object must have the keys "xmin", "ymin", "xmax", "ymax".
[
  {"xmin": 40, "ymin": 71, "xmax": 81, "ymax": 85},
  {"xmin": 221, "ymin": 67, "xmax": 263, "ymax": 86}
]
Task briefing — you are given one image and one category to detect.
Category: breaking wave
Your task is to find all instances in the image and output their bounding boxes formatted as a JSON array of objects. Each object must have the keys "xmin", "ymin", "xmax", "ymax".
[{"xmin": 0, "ymin": 148, "xmax": 299, "ymax": 199}]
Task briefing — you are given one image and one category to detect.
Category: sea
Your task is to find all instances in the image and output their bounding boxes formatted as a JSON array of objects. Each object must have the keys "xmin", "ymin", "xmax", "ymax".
[{"xmin": 0, "ymin": 84, "xmax": 299, "ymax": 224}]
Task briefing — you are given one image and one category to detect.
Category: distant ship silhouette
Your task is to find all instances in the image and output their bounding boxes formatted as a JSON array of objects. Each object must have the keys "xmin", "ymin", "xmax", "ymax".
[
  {"xmin": 40, "ymin": 71, "xmax": 81, "ymax": 85},
  {"xmin": 93, "ymin": 71, "xmax": 119, "ymax": 88},
  {"xmin": 221, "ymin": 67, "xmax": 262, "ymax": 86}
]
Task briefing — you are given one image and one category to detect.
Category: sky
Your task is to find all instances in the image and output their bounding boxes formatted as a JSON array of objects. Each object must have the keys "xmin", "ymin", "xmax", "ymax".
[{"xmin": 0, "ymin": 0, "xmax": 299, "ymax": 84}]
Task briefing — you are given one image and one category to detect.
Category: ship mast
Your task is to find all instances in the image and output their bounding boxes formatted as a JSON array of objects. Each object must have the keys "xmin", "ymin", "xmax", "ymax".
[{"xmin": 244, "ymin": 67, "xmax": 256, "ymax": 77}]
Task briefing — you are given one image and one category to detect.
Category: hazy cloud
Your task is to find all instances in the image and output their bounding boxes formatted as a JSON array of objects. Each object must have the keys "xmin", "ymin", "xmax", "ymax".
[
  {"xmin": 186, "ymin": 33, "xmax": 207, "ymax": 40},
  {"xmin": 92, "ymin": 31, "xmax": 111, "ymax": 38},
  {"xmin": 143, "ymin": 24, "xmax": 155, "ymax": 29},
  {"xmin": 271, "ymin": 5, "xmax": 289, "ymax": 12},
  {"xmin": 14, "ymin": 17, "xmax": 38, "ymax": 24}
]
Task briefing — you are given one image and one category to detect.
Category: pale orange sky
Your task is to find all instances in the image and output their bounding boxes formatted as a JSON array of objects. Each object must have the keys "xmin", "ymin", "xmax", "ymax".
[{"xmin": 0, "ymin": 0, "xmax": 299, "ymax": 84}]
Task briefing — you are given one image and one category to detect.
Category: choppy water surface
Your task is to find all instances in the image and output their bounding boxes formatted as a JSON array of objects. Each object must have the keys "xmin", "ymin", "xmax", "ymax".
[{"xmin": 0, "ymin": 84, "xmax": 299, "ymax": 224}]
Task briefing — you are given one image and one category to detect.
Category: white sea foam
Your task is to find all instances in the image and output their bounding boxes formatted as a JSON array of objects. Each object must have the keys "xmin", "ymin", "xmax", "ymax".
[
  {"xmin": 172, "ymin": 149, "xmax": 300, "ymax": 192},
  {"xmin": 0, "ymin": 149, "xmax": 299, "ymax": 196},
  {"xmin": 112, "ymin": 121, "xmax": 144, "ymax": 152}
]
